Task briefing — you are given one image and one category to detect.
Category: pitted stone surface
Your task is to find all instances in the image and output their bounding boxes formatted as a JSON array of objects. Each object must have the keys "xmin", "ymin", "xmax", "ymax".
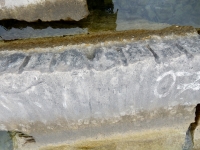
[{"xmin": 0, "ymin": 0, "xmax": 89, "ymax": 21}]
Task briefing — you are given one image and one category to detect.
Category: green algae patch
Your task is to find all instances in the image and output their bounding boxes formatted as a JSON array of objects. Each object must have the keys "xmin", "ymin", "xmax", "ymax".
[{"xmin": 0, "ymin": 26, "xmax": 196, "ymax": 51}]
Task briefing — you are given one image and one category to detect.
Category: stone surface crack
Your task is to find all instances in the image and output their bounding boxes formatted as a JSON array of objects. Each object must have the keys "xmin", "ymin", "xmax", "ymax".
[
  {"xmin": 176, "ymin": 43, "xmax": 194, "ymax": 59},
  {"xmin": 146, "ymin": 45, "xmax": 161, "ymax": 64},
  {"xmin": 4, "ymin": 81, "xmax": 43, "ymax": 94},
  {"xmin": 18, "ymin": 55, "xmax": 31, "ymax": 73}
]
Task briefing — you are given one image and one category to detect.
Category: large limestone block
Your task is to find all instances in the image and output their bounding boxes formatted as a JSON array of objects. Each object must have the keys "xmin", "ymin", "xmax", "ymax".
[
  {"xmin": 0, "ymin": 0, "xmax": 89, "ymax": 22},
  {"xmin": 0, "ymin": 27, "xmax": 199, "ymax": 149},
  {"xmin": 0, "ymin": 31, "xmax": 200, "ymax": 148}
]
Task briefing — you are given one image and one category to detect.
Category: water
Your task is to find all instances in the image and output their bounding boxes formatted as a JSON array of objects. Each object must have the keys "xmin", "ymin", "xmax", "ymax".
[
  {"xmin": 0, "ymin": 131, "xmax": 36, "ymax": 150},
  {"xmin": 0, "ymin": 131, "xmax": 13, "ymax": 150},
  {"xmin": 0, "ymin": 0, "xmax": 200, "ymax": 40},
  {"xmin": 113, "ymin": 0, "xmax": 200, "ymax": 30}
]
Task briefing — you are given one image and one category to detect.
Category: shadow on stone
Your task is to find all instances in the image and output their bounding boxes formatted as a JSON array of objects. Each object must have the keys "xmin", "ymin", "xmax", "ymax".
[{"xmin": 183, "ymin": 104, "xmax": 200, "ymax": 150}]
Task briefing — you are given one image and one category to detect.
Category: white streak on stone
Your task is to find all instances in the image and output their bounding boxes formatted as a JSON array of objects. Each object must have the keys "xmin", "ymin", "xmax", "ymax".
[
  {"xmin": 34, "ymin": 102, "xmax": 42, "ymax": 108},
  {"xmin": 0, "ymin": 101, "xmax": 10, "ymax": 111},
  {"xmin": 175, "ymin": 72, "xmax": 192, "ymax": 77},
  {"xmin": 5, "ymin": 0, "xmax": 45, "ymax": 8},
  {"xmin": 154, "ymin": 70, "xmax": 176, "ymax": 98}
]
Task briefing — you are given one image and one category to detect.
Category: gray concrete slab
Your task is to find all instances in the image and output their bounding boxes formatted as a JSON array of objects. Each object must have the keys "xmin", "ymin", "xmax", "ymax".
[{"xmin": 0, "ymin": 0, "xmax": 89, "ymax": 21}]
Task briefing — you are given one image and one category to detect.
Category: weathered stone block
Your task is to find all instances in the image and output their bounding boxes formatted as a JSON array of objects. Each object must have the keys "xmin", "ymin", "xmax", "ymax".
[
  {"xmin": 0, "ymin": 0, "xmax": 89, "ymax": 22},
  {"xmin": 0, "ymin": 28, "xmax": 199, "ymax": 149}
]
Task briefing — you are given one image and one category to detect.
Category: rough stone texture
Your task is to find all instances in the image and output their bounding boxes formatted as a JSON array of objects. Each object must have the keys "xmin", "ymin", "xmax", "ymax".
[
  {"xmin": 0, "ymin": 0, "xmax": 89, "ymax": 22},
  {"xmin": 0, "ymin": 31, "xmax": 200, "ymax": 149}
]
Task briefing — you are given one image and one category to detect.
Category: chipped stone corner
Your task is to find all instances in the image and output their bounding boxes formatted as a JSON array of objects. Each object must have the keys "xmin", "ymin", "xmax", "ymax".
[
  {"xmin": 183, "ymin": 104, "xmax": 200, "ymax": 150},
  {"xmin": 0, "ymin": 130, "xmax": 35, "ymax": 150}
]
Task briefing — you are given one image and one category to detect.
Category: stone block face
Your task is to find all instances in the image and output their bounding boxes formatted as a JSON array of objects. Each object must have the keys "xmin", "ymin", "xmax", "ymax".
[
  {"xmin": 0, "ymin": 0, "xmax": 89, "ymax": 22},
  {"xmin": 0, "ymin": 28, "xmax": 200, "ymax": 149}
]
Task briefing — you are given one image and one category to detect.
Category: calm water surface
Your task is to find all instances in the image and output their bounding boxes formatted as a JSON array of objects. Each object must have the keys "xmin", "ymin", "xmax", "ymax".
[{"xmin": 0, "ymin": 0, "xmax": 200, "ymax": 40}]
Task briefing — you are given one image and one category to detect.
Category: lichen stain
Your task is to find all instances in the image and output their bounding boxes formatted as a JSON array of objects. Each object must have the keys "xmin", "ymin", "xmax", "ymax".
[{"xmin": 40, "ymin": 129, "xmax": 187, "ymax": 150}]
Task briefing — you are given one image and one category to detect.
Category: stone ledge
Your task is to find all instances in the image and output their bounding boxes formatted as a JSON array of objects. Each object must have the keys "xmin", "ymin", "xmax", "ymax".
[{"xmin": 0, "ymin": 26, "xmax": 196, "ymax": 51}]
